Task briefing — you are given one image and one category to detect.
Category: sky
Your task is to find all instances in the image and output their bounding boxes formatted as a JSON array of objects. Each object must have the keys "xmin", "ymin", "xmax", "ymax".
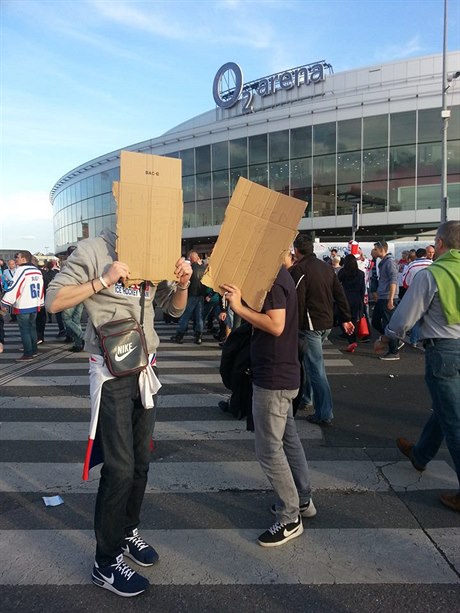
[{"xmin": 1, "ymin": 0, "xmax": 459, "ymax": 253}]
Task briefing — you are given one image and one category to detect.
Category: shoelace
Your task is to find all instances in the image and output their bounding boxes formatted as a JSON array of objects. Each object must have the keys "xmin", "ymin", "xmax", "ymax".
[
  {"xmin": 114, "ymin": 559, "xmax": 136, "ymax": 580},
  {"xmin": 268, "ymin": 522, "xmax": 286, "ymax": 535},
  {"xmin": 125, "ymin": 531, "xmax": 149, "ymax": 552}
]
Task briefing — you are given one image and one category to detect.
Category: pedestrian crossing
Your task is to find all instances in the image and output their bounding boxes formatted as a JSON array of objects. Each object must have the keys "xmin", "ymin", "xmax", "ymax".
[{"xmin": 0, "ymin": 319, "xmax": 458, "ymax": 610}]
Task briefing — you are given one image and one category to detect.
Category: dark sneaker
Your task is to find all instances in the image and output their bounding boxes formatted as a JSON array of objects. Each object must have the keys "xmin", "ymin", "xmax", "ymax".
[
  {"xmin": 379, "ymin": 352, "xmax": 400, "ymax": 361},
  {"xmin": 257, "ymin": 516, "xmax": 303, "ymax": 547},
  {"xmin": 56, "ymin": 330, "xmax": 67, "ymax": 338},
  {"xmin": 271, "ymin": 499, "xmax": 317, "ymax": 519},
  {"xmin": 396, "ymin": 437, "xmax": 426, "ymax": 472},
  {"xmin": 122, "ymin": 528, "xmax": 159, "ymax": 567},
  {"xmin": 15, "ymin": 355, "xmax": 34, "ymax": 362},
  {"xmin": 440, "ymin": 492, "xmax": 460, "ymax": 513},
  {"xmin": 305, "ymin": 414, "xmax": 333, "ymax": 426},
  {"xmin": 69, "ymin": 345, "xmax": 84, "ymax": 352},
  {"xmin": 92, "ymin": 554, "xmax": 149, "ymax": 597}
]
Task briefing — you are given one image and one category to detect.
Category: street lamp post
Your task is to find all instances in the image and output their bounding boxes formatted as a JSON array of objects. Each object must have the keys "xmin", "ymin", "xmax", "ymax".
[{"xmin": 440, "ymin": 0, "xmax": 450, "ymax": 223}]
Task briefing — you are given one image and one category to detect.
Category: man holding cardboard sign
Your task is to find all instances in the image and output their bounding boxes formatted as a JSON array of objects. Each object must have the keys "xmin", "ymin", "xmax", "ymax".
[
  {"xmin": 46, "ymin": 151, "xmax": 190, "ymax": 598},
  {"xmin": 222, "ymin": 266, "xmax": 315, "ymax": 547}
]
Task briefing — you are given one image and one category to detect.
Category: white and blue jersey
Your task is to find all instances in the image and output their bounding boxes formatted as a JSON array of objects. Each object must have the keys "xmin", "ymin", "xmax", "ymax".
[{"xmin": 1, "ymin": 264, "xmax": 45, "ymax": 314}]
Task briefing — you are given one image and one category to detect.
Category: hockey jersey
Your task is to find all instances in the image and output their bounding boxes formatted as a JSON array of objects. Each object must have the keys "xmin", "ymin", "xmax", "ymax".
[{"xmin": 1, "ymin": 264, "xmax": 44, "ymax": 314}]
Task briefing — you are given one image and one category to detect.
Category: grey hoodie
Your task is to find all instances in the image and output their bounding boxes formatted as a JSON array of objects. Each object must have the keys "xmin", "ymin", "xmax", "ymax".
[{"xmin": 45, "ymin": 229, "xmax": 185, "ymax": 355}]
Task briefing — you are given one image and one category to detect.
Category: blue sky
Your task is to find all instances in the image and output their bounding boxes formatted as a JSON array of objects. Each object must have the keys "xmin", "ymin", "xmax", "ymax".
[{"xmin": 1, "ymin": 0, "xmax": 459, "ymax": 252}]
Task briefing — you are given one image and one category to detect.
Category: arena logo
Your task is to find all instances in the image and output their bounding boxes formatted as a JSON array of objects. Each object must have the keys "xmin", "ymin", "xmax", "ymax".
[{"xmin": 213, "ymin": 61, "xmax": 330, "ymax": 114}]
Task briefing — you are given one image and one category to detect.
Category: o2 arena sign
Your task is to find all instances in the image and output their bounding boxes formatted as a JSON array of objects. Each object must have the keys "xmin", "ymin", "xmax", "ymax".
[{"xmin": 213, "ymin": 61, "xmax": 330, "ymax": 114}]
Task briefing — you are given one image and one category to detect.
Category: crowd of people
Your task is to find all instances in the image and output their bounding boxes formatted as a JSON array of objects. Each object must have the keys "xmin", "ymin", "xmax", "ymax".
[{"xmin": 0, "ymin": 220, "xmax": 458, "ymax": 599}]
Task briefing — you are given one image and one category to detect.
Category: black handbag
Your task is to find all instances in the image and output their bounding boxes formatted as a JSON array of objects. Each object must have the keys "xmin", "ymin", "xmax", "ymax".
[{"xmin": 96, "ymin": 283, "xmax": 149, "ymax": 377}]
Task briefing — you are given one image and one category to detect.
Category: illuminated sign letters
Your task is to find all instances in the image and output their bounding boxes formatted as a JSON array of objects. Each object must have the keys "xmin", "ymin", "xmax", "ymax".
[{"xmin": 213, "ymin": 61, "xmax": 329, "ymax": 114}]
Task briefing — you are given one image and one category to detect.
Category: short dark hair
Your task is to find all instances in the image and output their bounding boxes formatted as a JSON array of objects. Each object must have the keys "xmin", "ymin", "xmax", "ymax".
[
  {"xmin": 415, "ymin": 248, "xmax": 427, "ymax": 258},
  {"xmin": 15, "ymin": 250, "xmax": 32, "ymax": 263},
  {"xmin": 294, "ymin": 233, "xmax": 314, "ymax": 255},
  {"xmin": 437, "ymin": 220, "xmax": 460, "ymax": 250},
  {"xmin": 66, "ymin": 246, "xmax": 77, "ymax": 256},
  {"xmin": 374, "ymin": 239, "xmax": 388, "ymax": 251}
]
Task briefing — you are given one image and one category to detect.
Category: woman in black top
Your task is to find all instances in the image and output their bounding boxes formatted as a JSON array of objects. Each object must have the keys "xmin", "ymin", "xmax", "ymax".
[{"xmin": 337, "ymin": 255, "xmax": 366, "ymax": 352}]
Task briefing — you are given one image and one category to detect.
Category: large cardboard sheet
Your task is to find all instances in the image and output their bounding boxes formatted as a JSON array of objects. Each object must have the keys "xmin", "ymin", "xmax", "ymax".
[
  {"xmin": 202, "ymin": 177, "xmax": 307, "ymax": 311},
  {"xmin": 114, "ymin": 151, "xmax": 183, "ymax": 283}
]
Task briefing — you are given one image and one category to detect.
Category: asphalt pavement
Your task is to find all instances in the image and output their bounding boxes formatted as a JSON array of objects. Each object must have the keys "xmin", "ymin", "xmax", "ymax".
[{"xmin": 0, "ymin": 318, "xmax": 458, "ymax": 612}]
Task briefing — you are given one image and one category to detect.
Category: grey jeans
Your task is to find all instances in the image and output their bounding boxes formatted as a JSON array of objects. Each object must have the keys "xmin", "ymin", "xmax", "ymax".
[{"xmin": 252, "ymin": 384, "xmax": 312, "ymax": 524}]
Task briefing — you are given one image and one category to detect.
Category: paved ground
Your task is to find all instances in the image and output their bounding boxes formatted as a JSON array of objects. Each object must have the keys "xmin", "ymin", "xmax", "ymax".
[{"xmin": 0, "ymin": 318, "xmax": 458, "ymax": 612}]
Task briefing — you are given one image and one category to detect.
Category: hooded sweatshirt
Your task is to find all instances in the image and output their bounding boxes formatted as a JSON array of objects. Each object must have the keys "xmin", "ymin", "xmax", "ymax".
[{"xmin": 45, "ymin": 229, "xmax": 185, "ymax": 355}]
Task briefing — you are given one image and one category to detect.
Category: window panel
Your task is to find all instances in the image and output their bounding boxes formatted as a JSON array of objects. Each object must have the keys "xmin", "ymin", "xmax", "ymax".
[
  {"xmin": 362, "ymin": 182, "xmax": 387, "ymax": 212},
  {"xmin": 313, "ymin": 122, "xmax": 336, "ymax": 155},
  {"xmin": 389, "ymin": 180, "xmax": 415, "ymax": 211},
  {"xmin": 337, "ymin": 183, "xmax": 361, "ymax": 215},
  {"xmin": 94, "ymin": 195, "xmax": 103, "ymax": 217},
  {"xmin": 196, "ymin": 173, "xmax": 211, "ymax": 200},
  {"xmin": 230, "ymin": 167, "xmax": 247, "ymax": 192},
  {"xmin": 313, "ymin": 154, "xmax": 335, "ymax": 185},
  {"xmin": 389, "ymin": 145, "xmax": 416, "ymax": 179},
  {"xmin": 390, "ymin": 111, "xmax": 416, "ymax": 146},
  {"xmin": 269, "ymin": 130, "xmax": 289, "ymax": 162},
  {"xmin": 269, "ymin": 161, "xmax": 289, "ymax": 193},
  {"xmin": 230, "ymin": 138, "xmax": 247, "ymax": 168},
  {"xmin": 196, "ymin": 200, "xmax": 212, "ymax": 226},
  {"xmin": 337, "ymin": 118, "xmax": 361, "ymax": 152},
  {"xmin": 248, "ymin": 163, "xmax": 268, "ymax": 186},
  {"xmin": 337, "ymin": 151, "xmax": 361, "ymax": 184},
  {"xmin": 183, "ymin": 201, "xmax": 196, "ymax": 228},
  {"xmin": 363, "ymin": 114, "xmax": 388, "ymax": 149},
  {"xmin": 290, "ymin": 126, "xmax": 312, "ymax": 159},
  {"xmin": 418, "ymin": 108, "xmax": 441, "ymax": 143},
  {"xmin": 212, "ymin": 142, "xmax": 228, "ymax": 171},
  {"xmin": 363, "ymin": 148, "xmax": 388, "ymax": 182},
  {"xmin": 212, "ymin": 169, "xmax": 229, "ymax": 199},
  {"xmin": 312, "ymin": 186, "xmax": 335, "ymax": 217},
  {"xmin": 181, "ymin": 149, "xmax": 195, "ymax": 176},
  {"xmin": 182, "ymin": 175, "xmax": 195, "ymax": 202},
  {"xmin": 213, "ymin": 197, "xmax": 228, "ymax": 226},
  {"xmin": 93, "ymin": 173, "xmax": 102, "ymax": 196},
  {"xmin": 249, "ymin": 134, "xmax": 267, "ymax": 165},
  {"xmin": 196, "ymin": 145, "xmax": 211, "ymax": 174}
]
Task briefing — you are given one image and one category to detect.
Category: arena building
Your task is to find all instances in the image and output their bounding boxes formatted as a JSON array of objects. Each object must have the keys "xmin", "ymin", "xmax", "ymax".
[{"xmin": 50, "ymin": 52, "xmax": 460, "ymax": 255}]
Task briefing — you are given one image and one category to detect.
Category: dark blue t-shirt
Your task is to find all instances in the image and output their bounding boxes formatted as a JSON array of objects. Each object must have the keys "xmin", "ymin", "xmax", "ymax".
[{"xmin": 250, "ymin": 266, "xmax": 300, "ymax": 390}]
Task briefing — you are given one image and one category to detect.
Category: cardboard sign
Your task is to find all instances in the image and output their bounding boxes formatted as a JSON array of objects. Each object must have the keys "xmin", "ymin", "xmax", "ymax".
[
  {"xmin": 202, "ymin": 177, "xmax": 307, "ymax": 311},
  {"xmin": 114, "ymin": 151, "xmax": 183, "ymax": 283}
]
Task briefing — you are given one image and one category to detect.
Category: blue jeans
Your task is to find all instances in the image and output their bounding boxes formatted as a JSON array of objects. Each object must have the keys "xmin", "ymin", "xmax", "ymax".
[
  {"xmin": 17, "ymin": 312, "xmax": 37, "ymax": 357},
  {"xmin": 372, "ymin": 299, "xmax": 399, "ymax": 354},
  {"xmin": 94, "ymin": 375, "xmax": 156, "ymax": 566},
  {"xmin": 177, "ymin": 295, "xmax": 204, "ymax": 334},
  {"xmin": 252, "ymin": 385, "xmax": 312, "ymax": 524},
  {"xmin": 412, "ymin": 338, "xmax": 460, "ymax": 489},
  {"xmin": 299, "ymin": 329, "xmax": 333, "ymax": 421},
  {"xmin": 62, "ymin": 303, "xmax": 84, "ymax": 346}
]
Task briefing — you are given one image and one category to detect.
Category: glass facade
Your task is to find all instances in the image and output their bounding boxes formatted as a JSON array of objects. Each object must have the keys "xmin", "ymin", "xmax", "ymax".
[{"xmin": 52, "ymin": 105, "xmax": 460, "ymax": 251}]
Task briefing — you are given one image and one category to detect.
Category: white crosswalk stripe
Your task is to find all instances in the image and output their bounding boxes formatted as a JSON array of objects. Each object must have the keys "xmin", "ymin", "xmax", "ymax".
[{"xmin": 0, "ymin": 320, "xmax": 458, "ymax": 603}]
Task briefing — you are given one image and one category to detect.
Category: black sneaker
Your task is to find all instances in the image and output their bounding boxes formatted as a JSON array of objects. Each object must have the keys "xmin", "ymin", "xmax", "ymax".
[
  {"xmin": 122, "ymin": 528, "xmax": 159, "ymax": 567},
  {"xmin": 92, "ymin": 553, "xmax": 149, "ymax": 597},
  {"xmin": 271, "ymin": 499, "xmax": 317, "ymax": 518},
  {"xmin": 379, "ymin": 352, "xmax": 400, "ymax": 361},
  {"xmin": 257, "ymin": 516, "xmax": 303, "ymax": 547}
]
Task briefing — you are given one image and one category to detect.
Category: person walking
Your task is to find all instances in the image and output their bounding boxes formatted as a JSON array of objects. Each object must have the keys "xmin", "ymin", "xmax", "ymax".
[
  {"xmin": 1, "ymin": 251, "xmax": 44, "ymax": 361},
  {"xmin": 337, "ymin": 254, "xmax": 366, "ymax": 353},
  {"xmin": 371, "ymin": 240, "xmax": 401, "ymax": 361},
  {"xmin": 291, "ymin": 234, "xmax": 354, "ymax": 426},
  {"xmin": 374, "ymin": 221, "xmax": 460, "ymax": 513}
]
